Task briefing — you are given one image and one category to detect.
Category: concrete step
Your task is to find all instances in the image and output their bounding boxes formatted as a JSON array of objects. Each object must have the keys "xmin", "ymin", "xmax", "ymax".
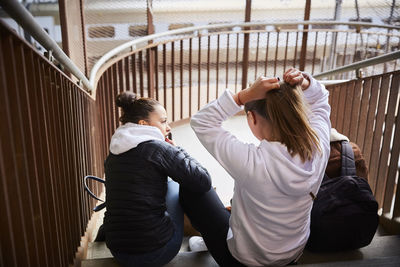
[
  {"xmin": 82, "ymin": 251, "xmax": 217, "ymax": 267},
  {"xmin": 81, "ymin": 255, "xmax": 400, "ymax": 267},
  {"xmin": 82, "ymin": 235, "xmax": 400, "ymax": 267},
  {"xmin": 298, "ymin": 235, "xmax": 400, "ymax": 264},
  {"xmin": 299, "ymin": 256, "xmax": 400, "ymax": 267}
]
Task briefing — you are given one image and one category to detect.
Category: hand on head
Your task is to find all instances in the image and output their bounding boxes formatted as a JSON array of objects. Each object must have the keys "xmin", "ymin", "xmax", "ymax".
[
  {"xmin": 283, "ymin": 68, "xmax": 310, "ymax": 90},
  {"xmin": 234, "ymin": 68, "xmax": 310, "ymax": 106},
  {"xmin": 234, "ymin": 77, "xmax": 279, "ymax": 105},
  {"xmin": 248, "ymin": 76, "xmax": 280, "ymax": 100}
]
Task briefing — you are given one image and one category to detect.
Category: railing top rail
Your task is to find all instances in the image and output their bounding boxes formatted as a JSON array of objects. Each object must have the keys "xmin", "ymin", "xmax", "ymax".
[
  {"xmin": 89, "ymin": 20, "xmax": 400, "ymax": 91},
  {"xmin": 0, "ymin": 0, "xmax": 94, "ymax": 93},
  {"xmin": 314, "ymin": 50, "xmax": 400, "ymax": 79}
]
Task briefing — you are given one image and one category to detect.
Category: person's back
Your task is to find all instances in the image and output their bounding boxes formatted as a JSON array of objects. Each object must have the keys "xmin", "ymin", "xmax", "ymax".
[
  {"xmin": 105, "ymin": 139, "xmax": 175, "ymax": 253},
  {"xmin": 226, "ymin": 140, "xmax": 328, "ymax": 265},
  {"xmin": 103, "ymin": 92, "xmax": 211, "ymax": 267},
  {"xmin": 184, "ymin": 68, "xmax": 331, "ymax": 266}
]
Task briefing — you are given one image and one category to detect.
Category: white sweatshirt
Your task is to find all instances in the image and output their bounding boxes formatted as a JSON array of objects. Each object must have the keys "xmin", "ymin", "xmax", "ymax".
[{"xmin": 190, "ymin": 75, "xmax": 331, "ymax": 266}]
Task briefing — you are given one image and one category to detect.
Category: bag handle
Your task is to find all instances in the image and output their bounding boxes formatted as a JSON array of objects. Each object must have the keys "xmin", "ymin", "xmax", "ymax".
[
  {"xmin": 341, "ymin": 141, "xmax": 356, "ymax": 177},
  {"xmin": 84, "ymin": 175, "xmax": 106, "ymax": 212}
]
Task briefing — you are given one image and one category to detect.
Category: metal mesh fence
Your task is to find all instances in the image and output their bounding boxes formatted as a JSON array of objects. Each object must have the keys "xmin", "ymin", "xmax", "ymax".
[
  {"xmin": 0, "ymin": 0, "xmax": 398, "ymax": 77},
  {"xmin": 0, "ymin": 0, "xmax": 61, "ymax": 55},
  {"xmin": 84, "ymin": 0, "xmax": 147, "ymax": 71}
]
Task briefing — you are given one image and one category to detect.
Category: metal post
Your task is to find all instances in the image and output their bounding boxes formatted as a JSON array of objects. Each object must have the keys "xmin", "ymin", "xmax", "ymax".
[
  {"xmin": 384, "ymin": 0, "xmax": 396, "ymax": 73},
  {"xmin": 241, "ymin": 0, "xmax": 251, "ymax": 89},
  {"xmin": 330, "ymin": 0, "xmax": 342, "ymax": 70},
  {"xmin": 389, "ymin": 0, "xmax": 396, "ymax": 24},
  {"xmin": 147, "ymin": 0, "xmax": 155, "ymax": 98},
  {"xmin": 355, "ymin": 0, "xmax": 360, "ymax": 21},
  {"xmin": 80, "ymin": 0, "xmax": 89, "ymax": 76},
  {"xmin": 299, "ymin": 0, "xmax": 311, "ymax": 71}
]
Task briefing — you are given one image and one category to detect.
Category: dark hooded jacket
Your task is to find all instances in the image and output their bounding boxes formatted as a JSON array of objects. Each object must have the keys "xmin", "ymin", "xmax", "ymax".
[{"xmin": 104, "ymin": 123, "xmax": 211, "ymax": 254}]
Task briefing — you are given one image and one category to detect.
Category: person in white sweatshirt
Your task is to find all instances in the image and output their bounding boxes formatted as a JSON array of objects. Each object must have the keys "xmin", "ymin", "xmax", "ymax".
[{"xmin": 181, "ymin": 68, "xmax": 331, "ymax": 266}]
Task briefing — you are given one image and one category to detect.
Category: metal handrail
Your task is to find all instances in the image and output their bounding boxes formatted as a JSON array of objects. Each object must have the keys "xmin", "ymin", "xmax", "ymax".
[
  {"xmin": 314, "ymin": 50, "xmax": 400, "ymax": 79},
  {"xmin": 89, "ymin": 20, "xmax": 400, "ymax": 90},
  {"xmin": 0, "ymin": 0, "xmax": 94, "ymax": 93}
]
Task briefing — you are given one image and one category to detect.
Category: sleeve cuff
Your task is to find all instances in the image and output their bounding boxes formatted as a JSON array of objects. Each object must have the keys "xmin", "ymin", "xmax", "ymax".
[
  {"xmin": 217, "ymin": 89, "xmax": 243, "ymax": 117},
  {"xmin": 302, "ymin": 72, "xmax": 323, "ymax": 101}
]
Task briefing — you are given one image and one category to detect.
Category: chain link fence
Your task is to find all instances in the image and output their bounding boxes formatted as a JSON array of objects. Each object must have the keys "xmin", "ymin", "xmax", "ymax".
[{"xmin": 0, "ymin": 0, "xmax": 398, "ymax": 75}]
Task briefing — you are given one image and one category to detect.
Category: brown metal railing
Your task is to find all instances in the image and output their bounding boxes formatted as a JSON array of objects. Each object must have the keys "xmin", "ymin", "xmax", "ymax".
[
  {"xmin": 0, "ymin": 21, "xmax": 103, "ymax": 266},
  {"xmin": 92, "ymin": 22, "xmax": 400, "ymax": 124},
  {"xmin": 326, "ymin": 71, "xmax": 400, "ymax": 230}
]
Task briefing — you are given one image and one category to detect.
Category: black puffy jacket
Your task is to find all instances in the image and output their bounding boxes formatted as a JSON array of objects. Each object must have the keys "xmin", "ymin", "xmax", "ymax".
[{"xmin": 104, "ymin": 139, "xmax": 211, "ymax": 254}]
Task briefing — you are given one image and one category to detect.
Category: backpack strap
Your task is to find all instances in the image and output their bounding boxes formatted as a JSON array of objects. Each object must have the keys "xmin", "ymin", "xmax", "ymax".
[{"xmin": 341, "ymin": 141, "xmax": 356, "ymax": 176}]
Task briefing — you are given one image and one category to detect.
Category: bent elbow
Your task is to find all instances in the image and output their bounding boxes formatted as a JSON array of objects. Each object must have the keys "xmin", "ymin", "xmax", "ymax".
[
  {"xmin": 192, "ymin": 174, "xmax": 212, "ymax": 193},
  {"xmin": 199, "ymin": 176, "xmax": 212, "ymax": 192}
]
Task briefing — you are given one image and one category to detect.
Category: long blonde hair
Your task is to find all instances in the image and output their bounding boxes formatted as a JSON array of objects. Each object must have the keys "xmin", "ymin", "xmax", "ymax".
[{"xmin": 245, "ymin": 82, "xmax": 320, "ymax": 162}]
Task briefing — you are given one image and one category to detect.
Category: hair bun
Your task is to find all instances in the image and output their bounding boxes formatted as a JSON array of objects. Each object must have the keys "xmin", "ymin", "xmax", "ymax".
[{"xmin": 116, "ymin": 91, "xmax": 137, "ymax": 109}]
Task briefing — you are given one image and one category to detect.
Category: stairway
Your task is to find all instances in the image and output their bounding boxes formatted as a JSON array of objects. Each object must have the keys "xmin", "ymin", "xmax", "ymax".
[{"xmin": 81, "ymin": 235, "xmax": 400, "ymax": 267}]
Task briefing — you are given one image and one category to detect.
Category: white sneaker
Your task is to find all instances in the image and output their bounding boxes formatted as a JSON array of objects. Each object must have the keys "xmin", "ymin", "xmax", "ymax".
[{"xmin": 189, "ymin": 236, "xmax": 208, "ymax": 252}]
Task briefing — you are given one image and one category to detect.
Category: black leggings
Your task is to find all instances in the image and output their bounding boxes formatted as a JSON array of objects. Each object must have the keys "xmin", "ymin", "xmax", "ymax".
[{"xmin": 179, "ymin": 187, "xmax": 246, "ymax": 267}]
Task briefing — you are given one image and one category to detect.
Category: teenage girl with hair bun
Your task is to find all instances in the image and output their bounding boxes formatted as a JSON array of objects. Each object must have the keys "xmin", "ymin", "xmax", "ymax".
[
  {"xmin": 182, "ymin": 68, "xmax": 331, "ymax": 266},
  {"xmin": 103, "ymin": 92, "xmax": 211, "ymax": 267}
]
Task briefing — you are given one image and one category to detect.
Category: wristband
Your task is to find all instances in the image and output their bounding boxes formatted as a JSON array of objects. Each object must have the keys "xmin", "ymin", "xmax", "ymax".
[{"xmin": 237, "ymin": 91, "xmax": 244, "ymax": 106}]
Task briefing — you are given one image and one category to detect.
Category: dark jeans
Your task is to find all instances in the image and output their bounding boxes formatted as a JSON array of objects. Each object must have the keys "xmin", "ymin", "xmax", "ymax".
[
  {"xmin": 111, "ymin": 180, "xmax": 184, "ymax": 267},
  {"xmin": 179, "ymin": 187, "xmax": 246, "ymax": 267}
]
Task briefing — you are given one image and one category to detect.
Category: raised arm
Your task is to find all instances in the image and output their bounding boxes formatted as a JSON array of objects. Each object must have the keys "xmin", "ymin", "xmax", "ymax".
[
  {"xmin": 190, "ymin": 78, "xmax": 280, "ymax": 182},
  {"xmin": 190, "ymin": 90, "xmax": 257, "ymax": 181},
  {"xmin": 283, "ymin": 68, "xmax": 331, "ymax": 152}
]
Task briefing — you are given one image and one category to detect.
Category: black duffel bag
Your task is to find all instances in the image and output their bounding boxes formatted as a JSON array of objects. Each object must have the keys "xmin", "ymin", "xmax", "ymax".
[{"xmin": 307, "ymin": 141, "xmax": 379, "ymax": 252}]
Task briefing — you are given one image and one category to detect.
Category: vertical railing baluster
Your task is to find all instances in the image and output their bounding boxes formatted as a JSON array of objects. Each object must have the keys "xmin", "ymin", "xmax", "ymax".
[
  {"xmin": 207, "ymin": 35, "xmax": 210, "ymax": 103},
  {"xmin": 131, "ymin": 54, "xmax": 137, "ymax": 94},
  {"xmin": 274, "ymin": 30, "xmax": 280, "ymax": 77},
  {"xmin": 139, "ymin": 51, "xmax": 144, "ymax": 97},
  {"xmin": 171, "ymin": 42, "xmax": 175, "ymax": 121},
  {"xmin": 363, "ymin": 33, "xmax": 370, "ymax": 60},
  {"xmin": 124, "ymin": 56, "xmax": 130, "ymax": 91},
  {"xmin": 283, "ymin": 31, "xmax": 289, "ymax": 73},
  {"xmin": 180, "ymin": 40, "xmax": 183, "ymax": 120},
  {"xmin": 235, "ymin": 33, "xmax": 239, "ymax": 92},
  {"xmin": 265, "ymin": 32, "xmax": 270, "ymax": 75},
  {"xmin": 293, "ymin": 31, "xmax": 299, "ymax": 68},
  {"xmin": 216, "ymin": 34, "xmax": 220, "ymax": 98},
  {"xmin": 198, "ymin": 36, "xmax": 201, "ymax": 110},
  {"xmin": 341, "ymin": 32, "xmax": 349, "ymax": 78},
  {"xmin": 163, "ymin": 44, "xmax": 167, "ymax": 110},
  {"xmin": 118, "ymin": 60, "xmax": 124, "ymax": 93},
  {"xmin": 154, "ymin": 46, "xmax": 159, "ymax": 101},
  {"xmin": 352, "ymin": 32, "xmax": 359, "ymax": 64},
  {"xmin": 225, "ymin": 33, "xmax": 230, "ymax": 89},
  {"xmin": 189, "ymin": 38, "xmax": 192, "ymax": 117},
  {"xmin": 321, "ymin": 31, "xmax": 329, "ymax": 72},
  {"xmin": 312, "ymin": 31, "xmax": 318, "ymax": 74},
  {"xmin": 254, "ymin": 32, "xmax": 260, "ymax": 80}
]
